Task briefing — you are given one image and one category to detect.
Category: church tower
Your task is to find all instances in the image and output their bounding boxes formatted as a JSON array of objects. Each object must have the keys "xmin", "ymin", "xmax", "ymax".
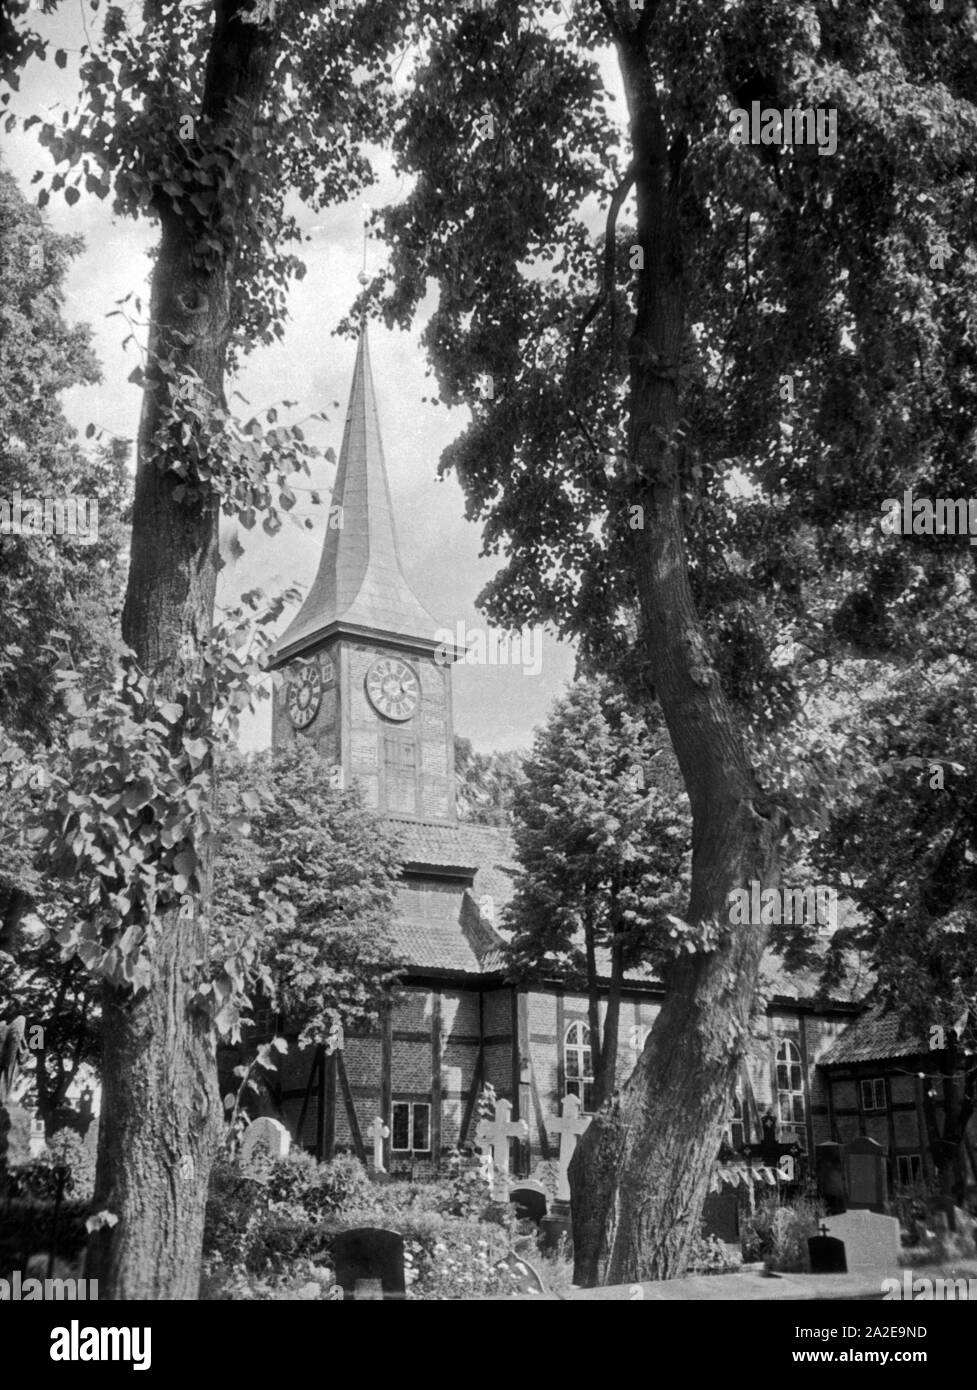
[{"xmin": 270, "ymin": 326, "xmax": 457, "ymax": 822}]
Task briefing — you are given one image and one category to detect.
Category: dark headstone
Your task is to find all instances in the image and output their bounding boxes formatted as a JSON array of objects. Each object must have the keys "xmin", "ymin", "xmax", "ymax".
[
  {"xmin": 702, "ymin": 1191, "xmax": 739, "ymax": 1243},
  {"xmin": 845, "ymin": 1136, "xmax": 888, "ymax": 1212},
  {"xmin": 815, "ymin": 1140, "xmax": 847, "ymax": 1215},
  {"xmin": 333, "ymin": 1227, "xmax": 405, "ymax": 1301},
  {"xmin": 808, "ymin": 1222, "xmax": 847, "ymax": 1275},
  {"xmin": 509, "ymin": 1182, "xmax": 547, "ymax": 1226}
]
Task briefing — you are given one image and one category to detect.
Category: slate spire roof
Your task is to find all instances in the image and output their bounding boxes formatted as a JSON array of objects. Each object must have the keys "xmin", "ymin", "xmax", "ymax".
[{"xmin": 272, "ymin": 324, "xmax": 441, "ymax": 663}]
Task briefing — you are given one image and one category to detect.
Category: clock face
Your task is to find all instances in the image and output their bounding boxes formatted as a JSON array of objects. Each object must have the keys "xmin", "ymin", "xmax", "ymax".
[
  {"xmin": 285, "ymin": 661, "xmax": 323, "ymax": 729},
  {"xmin": 365, "ymin": 657, "xmax": 419, "ymax": 722}
]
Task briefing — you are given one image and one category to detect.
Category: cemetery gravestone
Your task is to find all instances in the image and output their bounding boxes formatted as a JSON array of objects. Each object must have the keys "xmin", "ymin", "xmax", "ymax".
[
  {"xmin": 369, "ymin": 1117, "xmax": 389, "ymax": 1173},
  {"xmin": 824, "ymin": 1209, "xmax": 901, "ymax": 1276},
  {"xmin": 845, "ymin": 1135, "xmax": 888, "ymax": 1212},
  {"xmin": 240, "ymin": 1116, "xmax": 291, "ymax": 1166},
  {"xmin": 546, "ymin": 1092, "xmax": 591, "ymax": 1203},
  {"xmin": 815, "ymin": 1140, "xmax": 847, "ymax": 1214},
  {"xmin": 509, "ymin": 1180, "xmax": 547, "ymax": 1227},
  {"xmin": 333, "ymin": 1227, "xmax": 406, "ymax": 1301},
  {"xmin": 539, "ymin": 1092, "xmax": 591, "ymax": 1249},
  {"xmin": 475, "ymin": 1097, "xmax": 528, "ymax": 1200},
  {"xmin": 701, "ymin": 1191, "xmax": 739, "ymax": 1244},
  {"xmin": 807, "ymin": 1221, "xmax": 847, "ymax": 1274}
]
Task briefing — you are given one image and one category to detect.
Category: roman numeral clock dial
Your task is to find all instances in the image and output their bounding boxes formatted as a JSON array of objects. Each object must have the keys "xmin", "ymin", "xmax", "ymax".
[
  {"xmin": 365, "ymin": 657, "xmax": 419, "ymax": 722},
  {"xmin": 285, "ymin": 661, "xmax": 323, "ymax": 729}
]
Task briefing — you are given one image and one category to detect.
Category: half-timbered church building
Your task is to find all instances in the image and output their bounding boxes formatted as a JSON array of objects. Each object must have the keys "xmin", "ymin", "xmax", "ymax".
[{"xmin": 247, "ymin": 324, "xmax": 975, "ymax": 1200}]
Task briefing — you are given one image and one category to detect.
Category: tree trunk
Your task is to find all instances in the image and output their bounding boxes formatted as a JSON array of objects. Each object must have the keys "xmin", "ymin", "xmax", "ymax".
[
  {"xmin": 592, "ymin": 930, "xmax": 624, "ymax": 1110},
  {"xmin": 921, "ymin": 1038, "xmax": 975, "ymax": 1225},
  {"xmin": 583, "ymin": 921, "xmax": 604, "ymax": 1092},
  {"xmin": 86, "ymin": 0, "xmax": 281, "ymax": 1299},
  {"xmin": 570, "ymin": 25, "xmax": 786, "ymax": 1285}
]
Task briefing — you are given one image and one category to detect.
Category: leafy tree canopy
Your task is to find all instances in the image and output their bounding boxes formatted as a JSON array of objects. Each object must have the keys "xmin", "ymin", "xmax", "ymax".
[
  {"xmin": 0, "ymin": 159, "xmax": 130, "ymax": 746},
  {"xmin": 505, "ymin": 675, "xmax": 691, "ymax": 984},
  {"xmin": 210, "ymin": 743, "xmax": 405, "ymax": 1048},
  {"xmin": 453, "ymin": 735, "xmax": 524, "ymax": 827}
]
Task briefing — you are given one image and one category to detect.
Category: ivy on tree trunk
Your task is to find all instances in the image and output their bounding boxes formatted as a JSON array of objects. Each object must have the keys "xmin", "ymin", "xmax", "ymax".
[{"xmin": 87, "ymin": 0, "xmax": 281, "ymax": 1300}]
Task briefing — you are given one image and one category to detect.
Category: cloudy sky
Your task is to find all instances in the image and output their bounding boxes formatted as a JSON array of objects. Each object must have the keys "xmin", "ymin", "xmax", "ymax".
[{"xmin": 1, "ymin": 5, "xmax": 626, "ymax": 754}]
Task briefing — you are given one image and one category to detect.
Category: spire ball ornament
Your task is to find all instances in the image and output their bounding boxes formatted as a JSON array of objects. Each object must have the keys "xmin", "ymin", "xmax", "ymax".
[{"xmin": 357, "ymin": 270, "xmax": 370, "ymax": 286}]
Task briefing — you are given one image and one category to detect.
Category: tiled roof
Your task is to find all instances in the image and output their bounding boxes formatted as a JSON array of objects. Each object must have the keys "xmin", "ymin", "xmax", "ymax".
[
  {"xmin": 384, "ymin": 820, "xmax": 515, "ymax": 977},
  {"xmin": 386, "ymin": 818, "xmax": 515, "ymax": 888},
  {"xmin": 380, "ymin": 820, "xmax": 872, "ymax": 1006},
  {"xmin": 820, "ymin": 999, "xmax": 926, "ymax": 1065},
  {"xmin": 388, "ymin": 898, "xmax": 495, "ymax": 975}
]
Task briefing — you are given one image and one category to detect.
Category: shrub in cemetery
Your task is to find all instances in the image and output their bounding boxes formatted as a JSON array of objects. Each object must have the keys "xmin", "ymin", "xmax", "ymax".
[
  {"xmin": 399, "ymin": 1217, "xmax": 514, "ymax": 1300},
  {"xmin": 201, "ymin": 1149, "xmax": 536, "ymax": 1298},
  {"xmin": 262, "ymin": 1149, "xmax": 321, "ymax": 1208},
  {"xmin": 206, "ymin": 1203, "xmax": 517, "ymax": 1299},
  {"xmin": 201, "ymin": 1259, "xmax": 339, "ymax": 1302},
  {"xmin": 899, "ymin": 1203, "xmax": 977, "ymax": 1267},
  {"xmin": 0, "ymin": 1199, "xmax": 90, "ymax": 1279},
  {"xmin": 741, "ymin": 1194, "xmax": 822, "ymax": 1274},
  {"xmin": 687, "ymin": 1230, "xmax": 741, "ymax": 1276},
  {"xmin": 203, "ymin": 1158, "xmax": 272, "ymax": 1273},
  {"xmin": 298, "ymin": 1155, "xmax": 374, "ymax": 1219},
  {"xmin": 441, "ymin": 1152, "xmax": 495, "ymax": 1221},
  {"xmin": 236, "ymin": 1211, "xmax": 335, "ymax": 1276},
  {"xmin": 4, "ymin": 1130, "xmax": 94, "ymax": 1205}
]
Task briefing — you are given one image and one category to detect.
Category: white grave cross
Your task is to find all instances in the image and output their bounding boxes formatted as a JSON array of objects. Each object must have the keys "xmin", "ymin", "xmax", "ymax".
[
  {"xmin": 369, "ymin": 1117, "xmax": 390, "ymax": 1173},
  {"xmin": 546, "ymin": 1093, "xmax": 591, "ymax": 1202},
  {"xmin": 475, "ymin": 1098, "xmax": 528, "ymax": 1199}
]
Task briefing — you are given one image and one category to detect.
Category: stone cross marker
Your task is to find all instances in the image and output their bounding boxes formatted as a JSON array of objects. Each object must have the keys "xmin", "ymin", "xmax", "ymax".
[
  {"xmin": 369, "ymin": 1117, "xmax": 389, "ymax": 1173},
  {"xmin": 240, "ymin": 1116, "xmax": 291, "ymax": 1166},
  {"xmin": 475, "ymin": 1097, "xmax": 528, "ymax": 1199},
  {"xmin": 546, "ymin": 1093, "xmax": 591, "ymax": 1202}
]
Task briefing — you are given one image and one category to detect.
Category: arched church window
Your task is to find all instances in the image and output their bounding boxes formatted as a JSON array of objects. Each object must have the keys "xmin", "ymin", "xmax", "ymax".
[
  {"xmin": 776, "ymin": 1039, "xmax": 806, "ymax": 1150},
  {"xmin": 564, "ymin": 1022, "xmax": 595, "ymax": 1113}
]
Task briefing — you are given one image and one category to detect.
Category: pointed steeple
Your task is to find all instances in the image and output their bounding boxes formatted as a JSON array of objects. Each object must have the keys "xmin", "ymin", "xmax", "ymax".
[{"xmin": 272, "ymin": 324, "xmax": 441, "ymax": 664}]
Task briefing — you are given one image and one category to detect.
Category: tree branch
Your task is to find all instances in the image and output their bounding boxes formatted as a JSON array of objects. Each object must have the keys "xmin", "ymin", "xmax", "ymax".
[{"xmin": 571, "ymin": 163, "xmax": 636, "ymax": 363}]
